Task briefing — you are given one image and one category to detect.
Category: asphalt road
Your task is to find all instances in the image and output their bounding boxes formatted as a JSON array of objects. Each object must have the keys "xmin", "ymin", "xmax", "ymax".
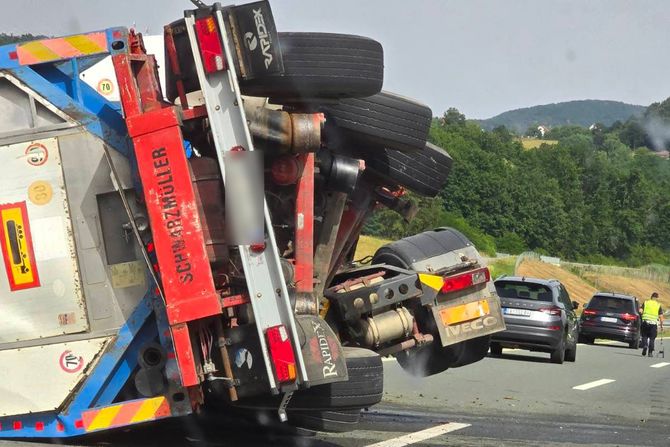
[{"xmin": 4, "ymin": 340, "xmax": 670, "ymax": 446}]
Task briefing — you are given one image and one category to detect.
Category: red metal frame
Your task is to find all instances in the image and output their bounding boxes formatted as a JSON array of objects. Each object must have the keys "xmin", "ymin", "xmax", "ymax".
[
  {"xmin": 294, "ymin": 153, "xmax": 314, "ymax": 293},
  {"xmin": 111, "ymin": 31, "xmax": 220, "ymax": 387}
]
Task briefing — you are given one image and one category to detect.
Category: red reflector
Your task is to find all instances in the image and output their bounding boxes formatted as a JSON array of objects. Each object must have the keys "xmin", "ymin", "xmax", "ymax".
[
  {"xmin": 547, "ymin": 325, "xmax": 562, "ymax": 331},
  {"xmin": 35, "ymin": 422, "xmax": 44, "ymax": 431},
  {"xmin": 583, "ymin": 309, "xmax": 597, "ymax": 316},
  {"xmin": 74, "ymin": 419, "xmax": 84, "ymax": 429},
  {"xmin": 266, "ymin": 325, "xmax": 297, "ymax": 384},
  {"xmin": 250, "ymin": 243, "xmax": 266, "ymax": 253},
  {"xmin": 441, "ymin": 267, "xmax": 490, "ymax": 293},
  {"xmin": 9, "ymin": 51, "xmax": 17, "ymax": 60},
  {"xmin": 621, "ymin": 313, "xmax": 637, "ymax": 321},
  {"xmin": 13, "ymin": 421, "xmax": 22, "ymax": 430},
  {"xmin": 539, "ymin": 306, "xmax": 562, "ymax": 316},
  {"xmin": 195, "ymin": 16, "xmax": 226, "ymax": 73},
  {"xmin": 56, "ymin": 422, "xmax": 64, "ymax": 432}
]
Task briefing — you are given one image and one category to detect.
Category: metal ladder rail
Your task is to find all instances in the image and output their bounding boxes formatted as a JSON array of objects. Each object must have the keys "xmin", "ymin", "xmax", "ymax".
[{"xmin": 183, "ymin": 9, "xmax": 308, "ymax": 391}]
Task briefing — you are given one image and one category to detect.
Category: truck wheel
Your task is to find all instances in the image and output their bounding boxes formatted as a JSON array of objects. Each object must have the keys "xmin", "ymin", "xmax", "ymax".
[
  {"xmin": 489, "ymin": 342, "xmax": 503, "ymax": 357},
  {"xmin": 322, "ymin": 91, "xmax": 433, "ymax": 152},
  {"xmin": 165, "ymin": 28, "xmax": 383, "ymax": 102},
  {"xmin": 242, "ymin": 33, "xmax": 383, "ymax": 101},
  {"xmin": 287, "ymin": 409, "xmax": 361, "ymax": 433},
  {"xmin": 360, "ymin": 142, "xmax": 453, "ymax": 197},
  {"xmin": 451, "ymin": 336, "xmax": 491, "ymax": 367},
  {"xmin": 395, "ymin": 341, "xmax": 461, "ymax": 377},
  {"xmin": 288, "ymin": 347, "xmax": 383, "ymax": 410}
]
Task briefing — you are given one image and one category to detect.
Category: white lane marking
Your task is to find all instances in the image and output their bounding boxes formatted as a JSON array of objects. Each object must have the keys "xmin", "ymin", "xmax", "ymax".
[
  {"xmin": 650, "ymin": 362, "xmax": 670, "ymax": 368},
  {"xmin": 572, "ymin": 379, "xmax": 616, "ymax": 391},
  {"xmin": 365, "ymin": 422, "xmax": 470, "ymax": 447}
]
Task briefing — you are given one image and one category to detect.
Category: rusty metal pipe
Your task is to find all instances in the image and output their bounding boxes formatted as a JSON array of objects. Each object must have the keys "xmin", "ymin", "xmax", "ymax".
[
  {"xmin": 213, "ymin": 319, "xmax": 238, "ymax": 402},
  {"xmin": 244, "ymin": 104, "xmax": 322, "ymax": 154}
]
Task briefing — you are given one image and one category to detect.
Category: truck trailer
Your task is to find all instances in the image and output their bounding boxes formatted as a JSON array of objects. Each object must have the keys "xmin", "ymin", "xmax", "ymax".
[{"xmin": 0, "ymin": 1, "xmax": 504, "ymax": 438}]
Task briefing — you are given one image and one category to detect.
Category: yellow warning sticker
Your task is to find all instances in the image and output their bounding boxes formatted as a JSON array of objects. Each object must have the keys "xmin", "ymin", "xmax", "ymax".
[
  {"xmin": 0, "ymin": 202, "xmax": 40, "ymax": 291},
  {"xmin": 28, "ymin": 180, "xmax": 53, "ymax": 206}
]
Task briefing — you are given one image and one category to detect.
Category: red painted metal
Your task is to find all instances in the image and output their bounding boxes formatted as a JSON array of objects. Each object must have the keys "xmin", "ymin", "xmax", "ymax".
[
  {"xmin": 171, "ymin": 324, "xmax": 199, "ymax": 387},
  {"xmin": 111, "ymin": 31, "xmax": 220, "ymax": 387},
  {"xmin": 294, "ymin": 154, "xmax": 314, "ymax": 293},
  {"xmin": 163, "ymin": 25, "xmax": 189, "ymax": 108},
  {"xmin": 221, "ymin": 294, "xmax": 250, "ymax": 308}
]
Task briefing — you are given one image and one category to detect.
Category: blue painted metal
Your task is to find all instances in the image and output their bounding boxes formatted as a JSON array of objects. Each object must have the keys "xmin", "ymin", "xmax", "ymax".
[{"xmin": 0, "ymin": 30, "xmax": 192, "ymax": 439}]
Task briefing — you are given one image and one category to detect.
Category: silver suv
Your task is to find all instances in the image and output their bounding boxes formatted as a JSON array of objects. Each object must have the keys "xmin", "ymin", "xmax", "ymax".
[{"xmin": 490, "ymin": 276, "xmax": 579, "ymax": 364}]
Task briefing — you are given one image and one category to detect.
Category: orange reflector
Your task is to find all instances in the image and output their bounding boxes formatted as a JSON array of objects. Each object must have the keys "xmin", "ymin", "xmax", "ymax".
[{"xmin": 440, "ymin": 300, "xmax": 490, "ymax": 326}]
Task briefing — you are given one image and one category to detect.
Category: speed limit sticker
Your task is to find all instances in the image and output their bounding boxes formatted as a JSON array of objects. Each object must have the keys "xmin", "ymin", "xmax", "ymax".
[
  {"xmin": 97, "ymin": 78, "xmax": 114, "ymax": 96},
  {"xmin": 59, "ymin": 350, "xmax": 84, "ymax": 373},
  {"xmin": 25, "ymin": 143, "xmax": 48, "ymax": 166}
]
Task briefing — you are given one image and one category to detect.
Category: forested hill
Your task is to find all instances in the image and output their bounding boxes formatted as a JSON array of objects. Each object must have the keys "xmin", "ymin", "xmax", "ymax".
[
  {"xmin": 0, "ymin": 33, "xmax": 47, "ymax": 45},
  {"xmin": 479, "ymin": 100, "xmax": 645, "ymax": 133},
  {"xmin": 365, "ymin": 101, "xmax": 670, "ymax": 267}
]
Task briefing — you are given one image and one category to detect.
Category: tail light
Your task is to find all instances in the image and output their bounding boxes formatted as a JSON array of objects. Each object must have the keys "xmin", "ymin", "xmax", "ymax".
[
  {"xmin": 539, "ymin": 306, "xmax": 562, "ymax": 316},
  {"xmin": 195, "ymin": 16, "xmax": 226, "ymax": 73},
  {"xmin": 441, "ymin": 267, "xmax": 490, "ymax": 294},
  {"xmin": 266, "ymin": 325, "xmax": 297, "ymax": 384},
  {"xmin": 620, "ymin": 313, "xmax": 637, "ymax": 322},
  {"xmin": 582, "ymin": 309, "xmax": 597, "ymax": 316}
]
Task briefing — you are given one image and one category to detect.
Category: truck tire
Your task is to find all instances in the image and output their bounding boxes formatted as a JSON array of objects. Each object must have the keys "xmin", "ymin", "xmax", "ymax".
[
  {"xmin": 322, "ymin": 91, "xmax": 433, "ymax": 152},
  {"xmin": 288, "ymin": 347, "xmax": 383, "ymax": 410},
  {"xmin": 165, "ymin": 29, "xmax": 383, "ymax": 102},
  {"xmin": 361, "ymin": 142, "xmax": 453, "ymax": 197},
  {"xmin": 372, "ymin": 227, "xmax": 472, "ymax": 270},
  {"xmin": 395, "ymin": 341, "xmax": 461, "ymax": 377},
  {"xmin": 489, "ymin": 342, "xmax": 503, "ymax": 357},
  {"xmin": 287, "ymin": 409, "xmax": 361, "ymax": 433},
  {"xmin": 242, "ymin": 33, "xmax": 384, "ymax": 101},
  {"xmin": 450, "ymin": 335, "xmax": 491, "ymax": 367}
]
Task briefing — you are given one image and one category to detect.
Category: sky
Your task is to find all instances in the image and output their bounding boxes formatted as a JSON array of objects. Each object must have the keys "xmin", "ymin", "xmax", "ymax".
[{"xmin": 2, "ymin": 0, "xmax": 670, "ymax": 119}]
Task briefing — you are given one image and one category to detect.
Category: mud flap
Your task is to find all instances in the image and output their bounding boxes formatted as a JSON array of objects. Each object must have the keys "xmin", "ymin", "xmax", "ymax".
[
  {"xmin": 295, "ymin": 315, "xmax": 348, "ymax": 386},
  {"xmin": 432, "ymin": 292, "xmax": 505, "ymax": 347}
]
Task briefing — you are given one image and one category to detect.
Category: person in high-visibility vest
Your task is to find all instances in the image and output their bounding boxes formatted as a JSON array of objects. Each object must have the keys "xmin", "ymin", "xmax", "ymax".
[{"xmin": 640, "ymin": 292, "xmax": 664, "ymax": 357}]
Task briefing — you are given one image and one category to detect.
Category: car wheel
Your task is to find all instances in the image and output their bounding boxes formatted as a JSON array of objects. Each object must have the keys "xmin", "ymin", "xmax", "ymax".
[
  {"xmin": 550, "ymin": 337, "xmax": 566, "ymax": 364},
  {"xmin": 629, "ymin": 338, "xmax": 640, "ymax": 349},
  {"xmin": 564, "ymin": 343, "xmax": 577, "ymax": 362},
  {"xmin": 287, "ymin": 409, "xmax": 361, "ymax": 433},
  {"xmin": 322, "ymin": 91, "xmax": 433, "ymax": 152},
  {"xmin": 359, "ymin": 142, "xmax": 453, "ymax": 198},
  {"xmin": 489, "ymin": 342, "xmax": 503, "ymax": 357}
]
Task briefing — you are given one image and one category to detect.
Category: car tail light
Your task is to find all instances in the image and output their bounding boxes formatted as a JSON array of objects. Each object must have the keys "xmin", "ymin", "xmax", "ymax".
[
  {"xmin": 539, "ymin": 306, "xmax": 562, "ymax": 316},
  {"xmin": 620, "ymin": 313, "xmax": 637, "ymax": 322},
  {"xmin": 582, "ymin": 309, "xmax": 597, "ymax": 316},
  {"xmin": 441, "ymin": 267, "xmax": 490, "ymax": 294},
  {"xmin": 266, "ymin": 325, "xmax": 297, "ymax": 384},
  {"xmin": 195, "ymin": 16, "xmax": 226, "ymax": 73}
]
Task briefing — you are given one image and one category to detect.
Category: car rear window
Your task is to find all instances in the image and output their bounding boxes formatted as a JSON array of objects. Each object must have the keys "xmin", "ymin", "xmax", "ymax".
[
  {"xmin": 495, "ymin": 281, "xmax": 553, "ymax": 302},
  {"xmin": 586, "ymin": 296, "xmax": 635, "ymax": 313}
]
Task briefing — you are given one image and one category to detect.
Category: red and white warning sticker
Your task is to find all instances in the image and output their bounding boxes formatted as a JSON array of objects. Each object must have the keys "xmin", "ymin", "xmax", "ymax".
[
  {"xmin": 59, "ymin": 349, "xmax": 84, "ymax": 373},
  {"xmin": 25, "ymin": 143, "xmax": 48, "ymax": 166}
]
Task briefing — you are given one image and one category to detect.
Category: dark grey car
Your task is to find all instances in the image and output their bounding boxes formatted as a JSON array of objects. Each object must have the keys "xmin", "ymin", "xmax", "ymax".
[{"xmin": 490, "ymin": 276, "xmax": 579, "ymax": 364}]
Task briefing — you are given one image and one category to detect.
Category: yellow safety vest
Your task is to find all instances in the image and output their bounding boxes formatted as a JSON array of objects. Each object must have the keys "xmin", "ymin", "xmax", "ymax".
[{"xmin": 642, "ymin": 299, "xmax": 661, "ymax": 323}]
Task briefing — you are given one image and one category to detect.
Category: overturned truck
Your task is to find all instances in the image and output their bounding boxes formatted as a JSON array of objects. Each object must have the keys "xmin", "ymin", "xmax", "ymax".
[{"xmin": 0, "ymin": 1, "xmax": 504, "ymax": 437}]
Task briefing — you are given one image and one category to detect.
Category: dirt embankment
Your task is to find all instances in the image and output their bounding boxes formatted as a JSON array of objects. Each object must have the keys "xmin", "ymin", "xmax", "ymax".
[
  {"xmin": 516, "ymin": 260, "xmax": 597, "ymax": 306},
  {"xmin": 517, "ymin": 259, "xmax": 670, "ymax": 309}
]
